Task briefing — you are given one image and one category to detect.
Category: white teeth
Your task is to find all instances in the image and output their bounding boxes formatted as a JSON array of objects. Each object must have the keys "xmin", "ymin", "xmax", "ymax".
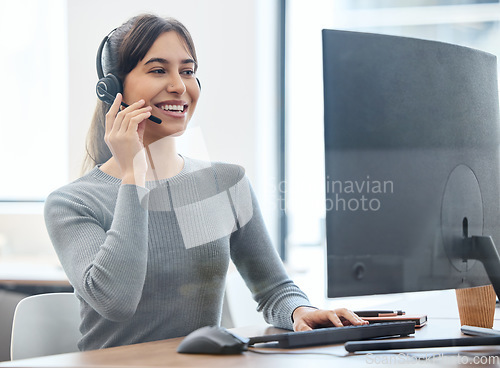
[{"xmin": 160, "ymin": 104, "xmax": 184, "ymax": 112}]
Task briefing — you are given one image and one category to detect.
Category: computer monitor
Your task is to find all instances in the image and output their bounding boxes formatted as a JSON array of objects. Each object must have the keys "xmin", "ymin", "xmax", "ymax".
[{"xmin": 322, "ymin": 29, "xmax": 500, "ymax": 299}]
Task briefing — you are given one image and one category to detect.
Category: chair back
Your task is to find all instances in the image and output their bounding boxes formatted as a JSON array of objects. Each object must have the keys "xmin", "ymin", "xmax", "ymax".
[{"xmin": 10, "ymin": 292, "xmax": 81, "ymax": 360}]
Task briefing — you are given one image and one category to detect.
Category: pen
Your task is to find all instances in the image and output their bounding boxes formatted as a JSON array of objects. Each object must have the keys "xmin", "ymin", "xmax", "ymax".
[{"xmin": 354, "ymin": 310, "xmax": 405, "ymax": 317}]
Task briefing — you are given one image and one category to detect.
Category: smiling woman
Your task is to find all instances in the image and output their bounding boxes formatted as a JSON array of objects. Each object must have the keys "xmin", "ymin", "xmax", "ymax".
[{"xmin": 43, "ymin": 13, "xmax": 367, "ymax": 352}]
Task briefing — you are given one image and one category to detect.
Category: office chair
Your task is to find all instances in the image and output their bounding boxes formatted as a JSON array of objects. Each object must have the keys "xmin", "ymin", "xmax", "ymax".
[{"xmin": 10, "ymin": 292, "xmax": 81, "ymax": 360}]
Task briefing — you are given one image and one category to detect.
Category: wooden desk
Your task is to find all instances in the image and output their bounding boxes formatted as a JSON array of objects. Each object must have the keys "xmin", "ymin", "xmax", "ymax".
[{"xmin": 2, "ymin": 318, "xmax": 500, "ymax": 367}]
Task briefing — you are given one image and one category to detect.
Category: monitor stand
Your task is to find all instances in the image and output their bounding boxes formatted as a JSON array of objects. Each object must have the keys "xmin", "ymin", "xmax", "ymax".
[{"xmin": 345, "ymin": 235, "xmax": 500, "ymax": 353}]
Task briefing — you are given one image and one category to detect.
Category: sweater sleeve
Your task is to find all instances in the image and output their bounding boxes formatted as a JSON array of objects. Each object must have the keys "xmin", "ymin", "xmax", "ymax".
[
  {"xmin": 44, "ymin": 184, "xmax": 149, "ymax": 322},
  {"xmin": 229, "ymin": 175, "xmax": 312, "ymax": 330}
]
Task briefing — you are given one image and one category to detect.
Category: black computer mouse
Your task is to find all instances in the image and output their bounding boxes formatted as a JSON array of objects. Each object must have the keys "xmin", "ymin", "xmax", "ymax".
[{"xmin": 177, "ymin": 326, "xmax": 249, "ymax": 354}]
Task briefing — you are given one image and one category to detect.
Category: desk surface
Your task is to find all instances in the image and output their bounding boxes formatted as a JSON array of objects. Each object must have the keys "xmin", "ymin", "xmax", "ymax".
[{"xmin": 3, "ymin": 318, "xmax": 500, "ymax": 367}]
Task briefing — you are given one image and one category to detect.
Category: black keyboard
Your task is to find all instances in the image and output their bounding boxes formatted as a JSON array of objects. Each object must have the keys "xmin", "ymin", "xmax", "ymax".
[{"xmin": 248, "ymin": 322, "xmax": 416, "ymax": 348}]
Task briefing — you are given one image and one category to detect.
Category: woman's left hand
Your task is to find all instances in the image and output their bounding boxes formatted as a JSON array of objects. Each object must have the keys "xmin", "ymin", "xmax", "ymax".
[{"xmin": 292, "ymin": 307, "xmax": 368, "ymax": 331}]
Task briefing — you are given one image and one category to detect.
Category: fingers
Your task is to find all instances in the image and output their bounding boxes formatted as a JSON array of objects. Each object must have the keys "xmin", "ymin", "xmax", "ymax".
[
  {"xmin": 294, "ymin": 322, "xmax": 313, "ymax": 332},
  {"xmin": 105, "ymin": 93, "xmax": 122, "ymax": 136},
  {"xmin": 106, "ymin": 97, "xmax": 152, "ymax": 133},
  {"xmin": 114, "ymin": 100, "xmax": 150, "ymax": 133},
  {"xmin": 293, "ymin": 307, "xmax": 369, "ymax": 332},
  {"xmin": 117, "ymin": 108, "xmax": 152, "ymax": 135},
  {"xmin": 103, "ymin": 96, "xmax": 152, "ymax": 175},
  {"xmin": 326, "ymin": 310, "xmax": 345, "ymax": 327},
  {"xmin": 331, "ymin": 308, "xmax": 369, "ymax": 326}
]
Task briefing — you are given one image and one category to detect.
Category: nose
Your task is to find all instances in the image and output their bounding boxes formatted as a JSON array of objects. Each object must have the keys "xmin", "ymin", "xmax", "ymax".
[{"xmin": 167, "ymin": 73, "xmax": 186, "ymax": 95}]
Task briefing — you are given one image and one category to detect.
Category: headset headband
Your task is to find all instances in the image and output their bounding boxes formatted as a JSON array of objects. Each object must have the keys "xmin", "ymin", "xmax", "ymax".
[{"xmin": 96, "ymin": 28, "xmax": 117, "ymax": 79}]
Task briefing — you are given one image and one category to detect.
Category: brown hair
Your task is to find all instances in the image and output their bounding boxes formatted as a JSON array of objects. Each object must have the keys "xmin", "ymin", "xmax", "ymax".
[{"xmin": 82, "ymin": 14, "xmax": 198, "ymax": 174}]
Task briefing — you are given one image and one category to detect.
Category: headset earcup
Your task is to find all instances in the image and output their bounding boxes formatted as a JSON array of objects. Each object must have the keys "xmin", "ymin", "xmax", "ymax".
[
  {"xmin": 196, "ymin": 77, "xmax": 201, "ymax": 91},
  {"xmin": 96, "ymin": 74, "xmax": 123, "ymax": 104}
]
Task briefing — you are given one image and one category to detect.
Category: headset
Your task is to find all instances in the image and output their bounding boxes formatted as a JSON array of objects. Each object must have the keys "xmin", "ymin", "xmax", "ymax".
[
  {"xmin": 95, "ymin": 29, "xmax": 122, "ymax": 105},
  {"xmin": 95, "ymin": 28, "xmax": 201, "ymax": 124}
]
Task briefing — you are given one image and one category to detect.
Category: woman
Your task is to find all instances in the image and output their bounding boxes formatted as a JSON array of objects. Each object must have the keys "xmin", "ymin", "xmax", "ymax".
[{"xmin": 44, "ymin": 13, "xmax": 366, "ymax": 351}]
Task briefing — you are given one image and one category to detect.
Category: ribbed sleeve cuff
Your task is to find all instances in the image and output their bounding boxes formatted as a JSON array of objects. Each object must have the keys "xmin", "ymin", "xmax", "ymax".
[
  {"xmin": 260, "ymin": 286, "xmax": 312, "ymax": 331},
  {"xmin": 278, "ymin": 297, "xmax": 314, "ymax": 330}
]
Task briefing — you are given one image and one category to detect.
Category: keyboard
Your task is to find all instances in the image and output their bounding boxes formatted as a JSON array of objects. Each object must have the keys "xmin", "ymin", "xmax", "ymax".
[{"xmin": 248, "ymin": 322, "xmax": 416, "ymax": 348}]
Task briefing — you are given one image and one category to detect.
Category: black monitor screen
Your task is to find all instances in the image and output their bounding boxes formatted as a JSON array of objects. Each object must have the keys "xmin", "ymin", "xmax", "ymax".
[{"xmin": 322, "ymin": 29, "xmax": 500, "ymax": 298}]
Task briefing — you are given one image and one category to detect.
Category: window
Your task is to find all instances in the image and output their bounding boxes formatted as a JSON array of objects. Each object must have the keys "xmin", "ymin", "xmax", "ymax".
[{"xmin": 0, "ymin": 0, "xmax": 67, "ymax": 201}]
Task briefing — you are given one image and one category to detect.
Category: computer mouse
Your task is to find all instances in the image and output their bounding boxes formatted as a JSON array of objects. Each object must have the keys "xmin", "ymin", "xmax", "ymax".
[{"xmin": 177, "ymin": 326, "xmax": 249, "ymax": 354}]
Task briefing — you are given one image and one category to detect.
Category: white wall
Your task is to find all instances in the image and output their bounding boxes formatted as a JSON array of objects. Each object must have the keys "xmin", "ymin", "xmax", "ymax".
[{"xmin": 0, "ymin": 0, "xmax": 280, "ymax": 259}]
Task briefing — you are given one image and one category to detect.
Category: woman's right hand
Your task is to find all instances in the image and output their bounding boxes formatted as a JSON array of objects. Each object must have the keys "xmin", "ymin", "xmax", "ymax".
[{"xmin": 104, "ymin": 93, "xmax": 152, "ymax": 185}]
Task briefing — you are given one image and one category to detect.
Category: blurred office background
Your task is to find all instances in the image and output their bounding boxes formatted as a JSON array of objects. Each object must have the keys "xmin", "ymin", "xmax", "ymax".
[{"xmin": 1, "ymin": 0, "xmax": 500, "ymax": 360}]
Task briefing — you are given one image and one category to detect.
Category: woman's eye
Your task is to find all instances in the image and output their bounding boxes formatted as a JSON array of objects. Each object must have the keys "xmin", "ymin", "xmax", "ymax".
[
  {"xmin": 182, "ymin": 70, "xmax": 195, "ymax": 76},
  {"xmin": 150, "ymin": 69, "xmax": 165, "ymax": 74}
]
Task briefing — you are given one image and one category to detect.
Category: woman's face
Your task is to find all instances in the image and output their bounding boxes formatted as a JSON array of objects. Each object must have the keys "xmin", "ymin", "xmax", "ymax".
[{"xmin": 122, "ymin": 31, "xmax": 200, "ymax": 141}]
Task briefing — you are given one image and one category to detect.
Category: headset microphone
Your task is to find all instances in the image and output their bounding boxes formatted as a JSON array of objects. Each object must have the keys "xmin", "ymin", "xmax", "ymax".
[{"xmin": 96, "ymin": 85, "xmax": 162, "ymax": 124}]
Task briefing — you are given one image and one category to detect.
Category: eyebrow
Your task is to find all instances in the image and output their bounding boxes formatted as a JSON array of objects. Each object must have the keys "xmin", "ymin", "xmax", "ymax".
[{"xmin": 144, "ymin": 57, "xmax": 196, "ymax": 66}]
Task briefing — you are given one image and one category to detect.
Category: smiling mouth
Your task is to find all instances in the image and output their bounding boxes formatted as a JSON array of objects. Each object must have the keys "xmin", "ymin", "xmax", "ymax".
[{"xmin": 155, "ymin": 103, "xmax": 187, "ymax": 113}]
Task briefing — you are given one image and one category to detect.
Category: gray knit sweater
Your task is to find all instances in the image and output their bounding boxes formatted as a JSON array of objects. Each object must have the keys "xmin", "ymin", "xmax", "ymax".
[{"xmin": 44, "ymin": 157, "xmax": 311, "ymax": 351}]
